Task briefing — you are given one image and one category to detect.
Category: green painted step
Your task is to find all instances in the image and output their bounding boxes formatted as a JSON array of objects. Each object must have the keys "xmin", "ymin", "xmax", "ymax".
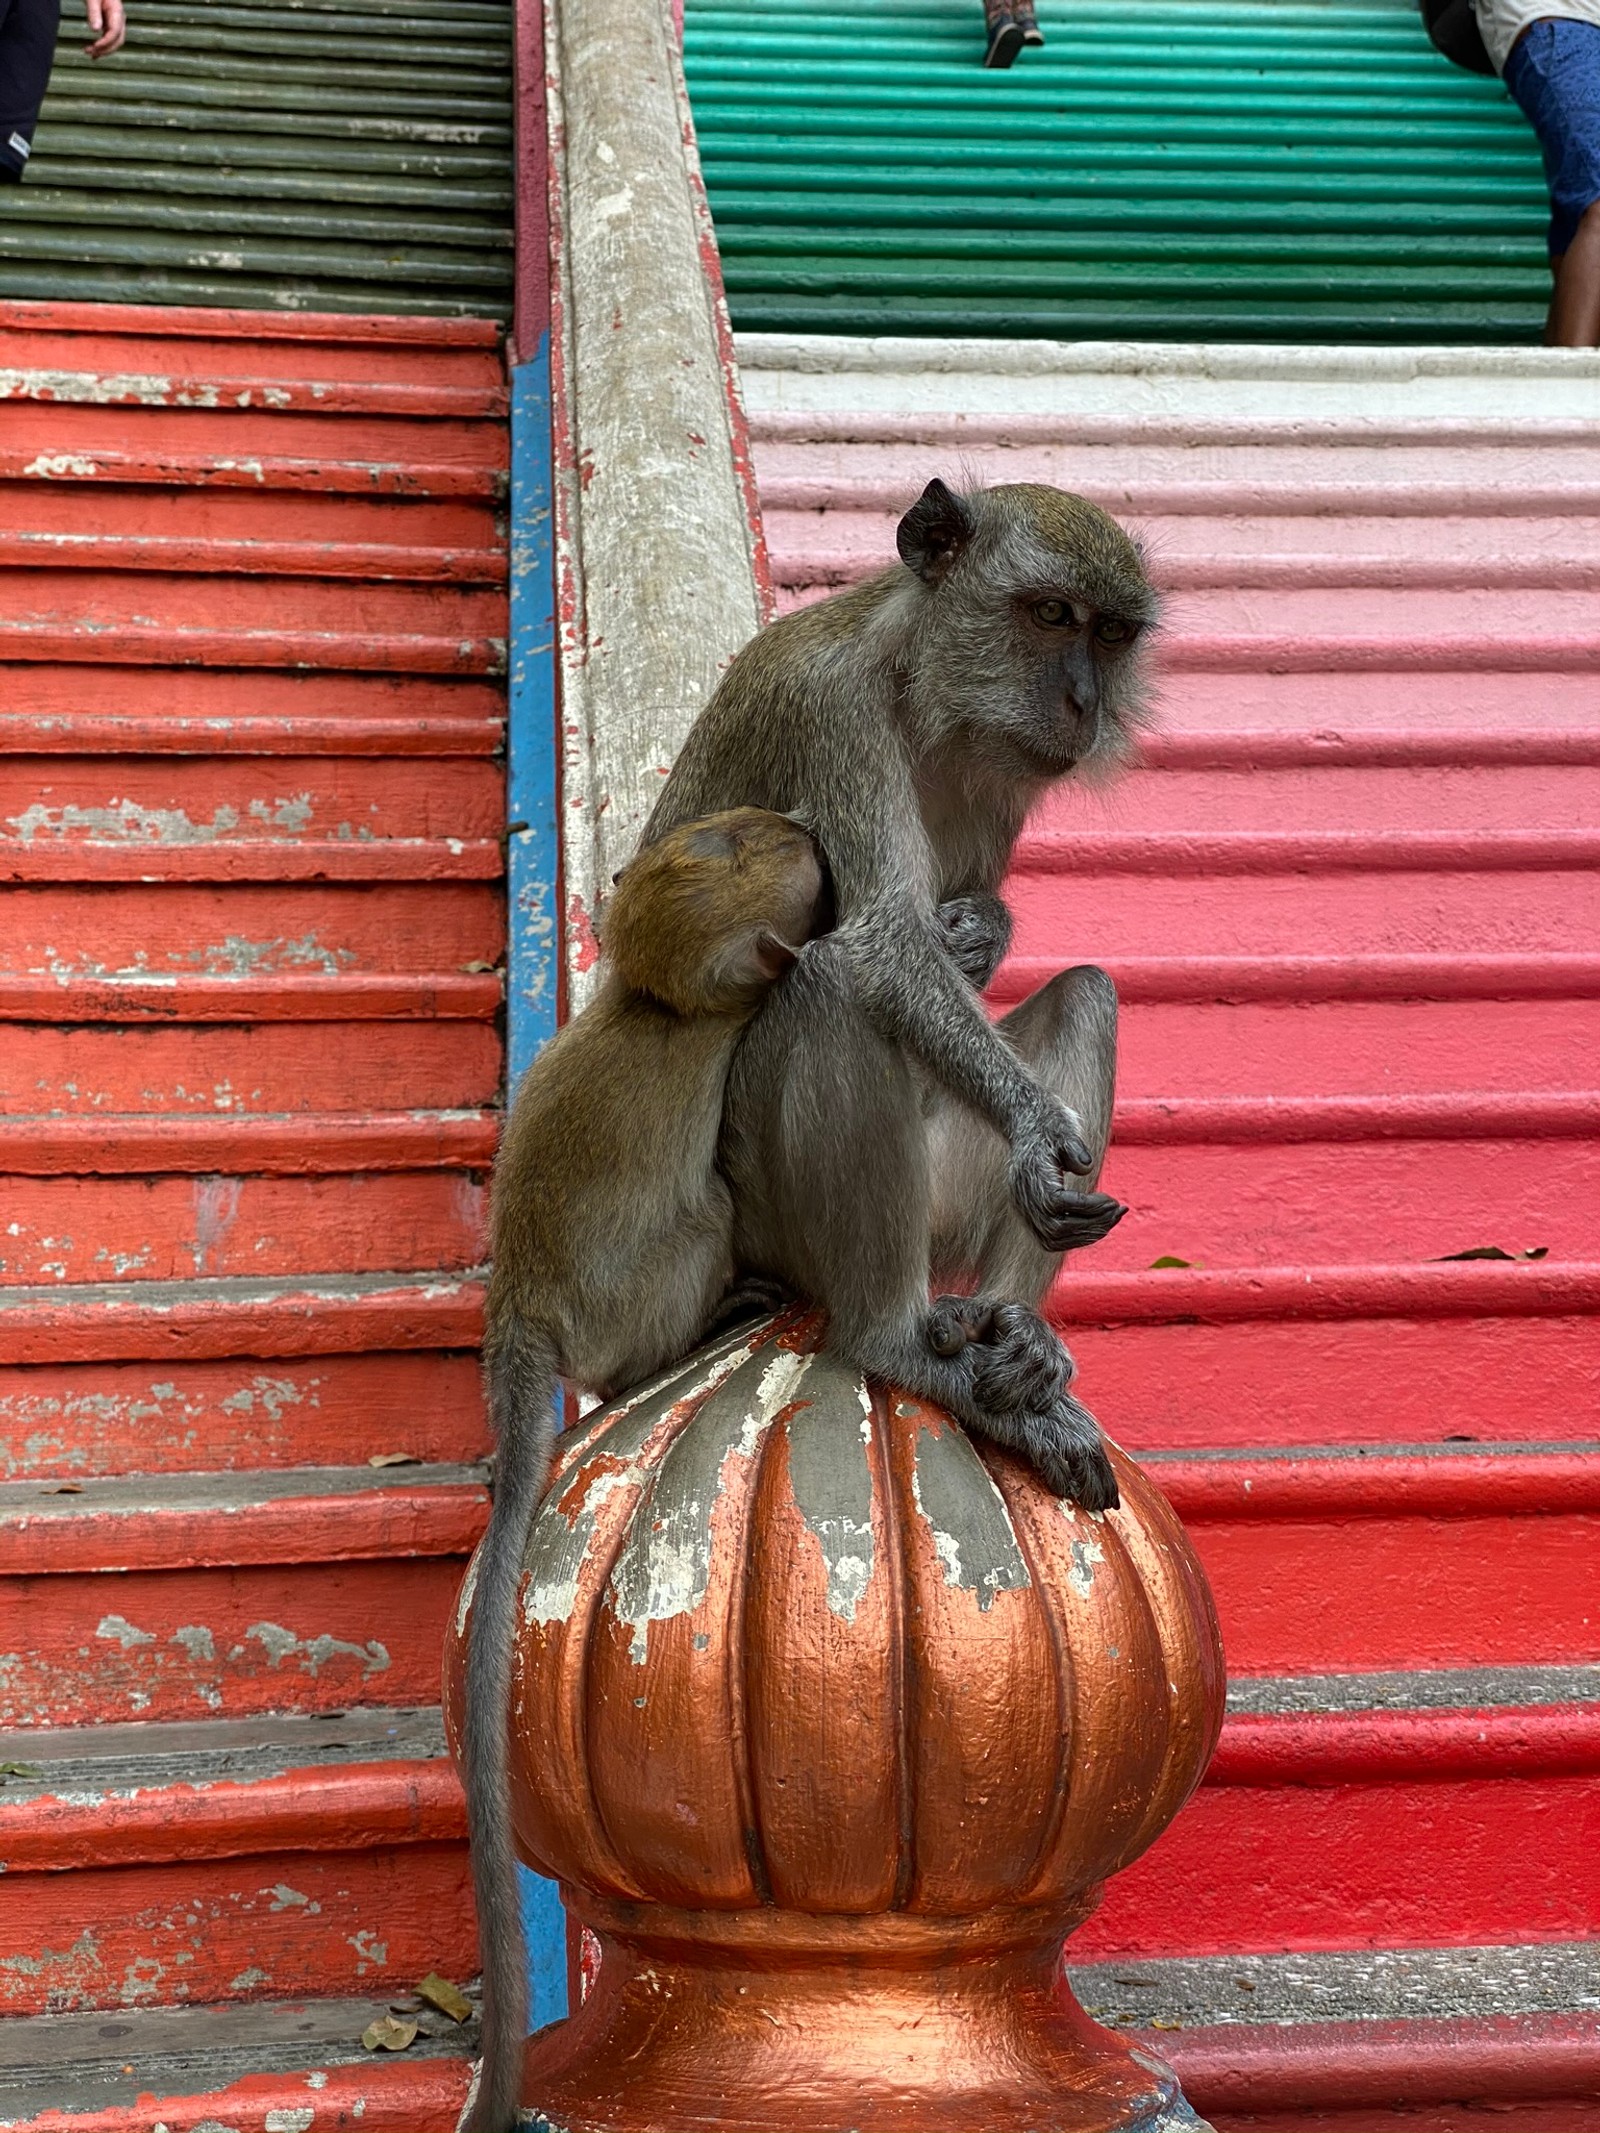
[
  {"xmin": 6, "ymin": 0, "xmax": 512, "ymax": 317},
  {"xmin": 683, "ymin": 0, "xmax": 1551, "ymax": 343}
]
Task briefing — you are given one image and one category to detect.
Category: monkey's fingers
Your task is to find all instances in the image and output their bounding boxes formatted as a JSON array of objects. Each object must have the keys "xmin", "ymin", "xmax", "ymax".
[
  {"xmin": 965, "ymin": 1302, "xmax": 1071, "ymax": 1415},
  {"xmin": 1033, "ymin": 1394, "xmax": 1120, "ymax": 1512},
  {"xmin": 927, "ymin": 1293, "xmax": 998, "ymax": 1358},
  {"xmin": 1050, "ymin": 1192, "xmax": 1128, "ymax": 1250}
]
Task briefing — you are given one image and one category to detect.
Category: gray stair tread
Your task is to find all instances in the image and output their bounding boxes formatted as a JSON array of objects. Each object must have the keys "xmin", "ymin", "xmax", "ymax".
[
  {"xmin": 1069, "ymin": 1941, "xmax": 1600, "ymax": 2032},
  {"xmin": 1139, "ymin": 1440, "xmax": 1600, "ymax": 1464},
  {"xmin": 1227, "ymin": 1663, "xmax": 1600, "ymax": 1716},
  {"xmin": 0, "ymin": 1463, "xmax": 487, "ymax": 1520},
  {"xmin": 0, "ymin": 1705, "xmax": 448, "ymax": 1795},
  {"xmin": 0, "ymin": 1993, "xmax": 476, "ymax": 2109}
]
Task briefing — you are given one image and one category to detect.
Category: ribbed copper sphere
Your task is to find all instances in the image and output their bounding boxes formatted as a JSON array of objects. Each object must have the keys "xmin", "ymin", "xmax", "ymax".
[{"xmin": 446, "ymin": 1310, "xmax": 1225, "ymax": 2133}]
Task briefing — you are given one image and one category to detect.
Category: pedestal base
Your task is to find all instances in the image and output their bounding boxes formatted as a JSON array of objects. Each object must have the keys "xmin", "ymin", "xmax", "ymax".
[{"xmin": 515, "ymin": 1904, "xmax": 1214, "ymax": 2133}]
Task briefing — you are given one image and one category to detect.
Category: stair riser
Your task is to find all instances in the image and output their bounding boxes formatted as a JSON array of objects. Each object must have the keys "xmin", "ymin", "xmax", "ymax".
[
  {"xmin": 3, "ymin": 883, "xmax": 503, "ymax": 977},
  {"xmin": 5, "ymin": 1023, "xmax": 502, "ymax": 1117},
  {"xmin": 1085, "ymin": 1139, "xmax": 1595, "ymax": 1270},
  {"xmin": 3, "ymin": 569, "xmax": 505, "ymax": 646},
  {"xmin": 1117, "ymin": 998, "xmax": 1600, "ymax": 1103},
  {"xmin": 1032, "ymin": 763, "xmax": 1600, "ymax": 836},
  {"xmin": 0, "ymin": 1173, "xmax": 487, "ymax": 1285},
  {"xmin": 1209, "ymin": 2108, "xmax": 1597, "ymax": 2130},
  {"xmin": 0, "ymin": 481, "xmax": 501, "ymax": 555},
  {"xmin": 0, "ymin": 1353, "xmax": 488, "ymax": 1481},
  {"xmin": 0, "ymin": 1842, "xmax": 476, "ymax": 2016},
  {"xmin": 0, "ymin": 1559, "xmax": 469, "ymax": 1726},
  {"xmin": 1153, "ymin": 668, "xmax": 1600, "ymax": 730},
  {"xmin": 0, "ymin": 2060, "xmax": 474, "ymax": 2133},
  {"xmin": 1006, "ymin": 869, "xmax": 1598, "ymax": 961},
  {"xmin": 0, "ymin": 665, "xmax": 504, "ymax": 742},
  {"xmin": 1069, "ymin": 1314, "xmax": 1600, "ymax": 1450},
  {"xmin": 0, "ymin": 758, "xmax": 504, "ymax": 846},
  {"xmin": 0, "ymin": 313, "xmax": 504, "ymax": 385},
  {"xmin": 1080, "ymin": 1770, "xmax": 1600, "ymax": 1961},
  {"xmin": 1, "ymin": 404, "xmax": 507, "ymax": 481},
  {"xmin": 1187, "ymin": 1511, "xmax": 1600, "ymax": 1674}
]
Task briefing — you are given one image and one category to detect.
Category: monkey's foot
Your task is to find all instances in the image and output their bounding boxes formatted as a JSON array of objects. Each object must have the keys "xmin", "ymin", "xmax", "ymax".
[
  {"xmin": 970, "ymin": 1392, "xmax": 1120, "ymax": 1512},
  {"xmin": 927, "ymin": 1295, "xmax": 1071, "ymax": 1416}
]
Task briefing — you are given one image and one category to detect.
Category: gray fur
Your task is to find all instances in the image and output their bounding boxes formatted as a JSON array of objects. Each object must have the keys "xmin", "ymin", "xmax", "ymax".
[{"xmin": 646, "ymin": 478, "xmax": 1156, "ymax": 1503}]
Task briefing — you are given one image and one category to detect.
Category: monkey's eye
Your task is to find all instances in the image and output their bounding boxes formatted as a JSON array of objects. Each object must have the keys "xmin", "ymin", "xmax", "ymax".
[
  {"xmin": 1032, "ymin": 598, "xmax": 1077, "ymax": 628},
  {"xmin": 1094, "ymin": 617, "xmax": 1135, "ymax": 646}
]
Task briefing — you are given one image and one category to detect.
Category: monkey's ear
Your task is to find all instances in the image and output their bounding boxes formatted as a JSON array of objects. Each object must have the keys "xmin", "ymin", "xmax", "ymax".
[
  {"xmin": 897, "ymin": 478, "xmax": 972, "ymax": 586},
  {"xmin": 747, "ymin": 928, "xmax": 801, "ymax": 985}
]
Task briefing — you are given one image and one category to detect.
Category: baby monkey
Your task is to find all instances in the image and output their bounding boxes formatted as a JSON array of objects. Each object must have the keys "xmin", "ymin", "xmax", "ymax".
[{"xmin": 464, "ymin": 806, "xmax": 825, "ymax": 2133}]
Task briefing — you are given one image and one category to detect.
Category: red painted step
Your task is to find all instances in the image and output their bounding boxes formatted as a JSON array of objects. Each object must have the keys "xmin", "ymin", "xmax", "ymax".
[
  {"xmin": 0, "ymin": 300, "xmax": 507, "ymax": 2110},
  {"xmin": 0, "ymin": 1998, "xmax": 476, "ymax": 2133},
  {"xmin": 747, "ymin": 348, "xmax": 1600, "ymax": 2113},
  {"xmin": 0, "ymin": 1466, "xmax": 487, "ymax": 1727}
]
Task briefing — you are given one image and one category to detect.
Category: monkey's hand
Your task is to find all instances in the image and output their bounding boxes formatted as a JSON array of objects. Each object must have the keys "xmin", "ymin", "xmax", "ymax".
[
  {"xmin": 927, "ymin": 1296, "xmax": 1068, "ymax": 1414},
  {"xmin": 1010, "ymin": 1102, "xmax": 1125, "ymax": 1251},
  {"xmin": 935, "ymin": 893, "xmax": 1012, "ymax": 991}
]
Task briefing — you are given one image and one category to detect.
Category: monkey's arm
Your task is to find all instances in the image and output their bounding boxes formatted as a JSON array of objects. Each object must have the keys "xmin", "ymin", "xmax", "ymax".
[{"xmin": 817, "ymin": 764, "xmax": 1100, "ymax": 1243}]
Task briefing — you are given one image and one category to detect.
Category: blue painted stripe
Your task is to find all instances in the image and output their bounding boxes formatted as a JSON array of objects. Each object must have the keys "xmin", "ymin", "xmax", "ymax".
[
  {"xmin": 508, "ymin": 342, "xmax": 562, "ymax": 1096},
  {"xmin": 506, "ymin": 340, "xmax": 569, "ymax": 2029}
]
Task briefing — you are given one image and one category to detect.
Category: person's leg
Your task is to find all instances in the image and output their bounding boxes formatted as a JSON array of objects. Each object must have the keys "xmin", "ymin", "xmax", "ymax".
[
  {"xmin": 1548, "ymin": 197, "xmax": 1600, "ymax": 346},
  {"xmin": 982, "ymin": 0, "xmax": 1024, "ymax": 70},
  {"xmin": 0, "ymin": 0, "xmax": 63, "ymax": 183},
  {"xmin": 1504, "ymin": 20, "xmax": 1600, "ymax": 347}
]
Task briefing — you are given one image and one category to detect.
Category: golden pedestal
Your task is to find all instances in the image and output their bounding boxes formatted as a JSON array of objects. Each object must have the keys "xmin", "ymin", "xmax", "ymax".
[{"xmin": 447, "ymin": 1311, "xmax": 1224, "ymax": 2133}]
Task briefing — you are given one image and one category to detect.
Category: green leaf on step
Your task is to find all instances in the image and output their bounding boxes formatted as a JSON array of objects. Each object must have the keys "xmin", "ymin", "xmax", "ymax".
[
  {"xmin": 418, "ymin": 1972, "xmax": 473, "ymax": 2023},
  {"xmin": 0, "ymin": 1763, "xmax": 42, "ymax": 1779},
  {"xmin": 361, "ymin": 2014, "xmax": 419, "ymax": 2053},
  {"xmin": 1148, "ymin": 1255, "xmax": 1192, "ymax": 1269}
]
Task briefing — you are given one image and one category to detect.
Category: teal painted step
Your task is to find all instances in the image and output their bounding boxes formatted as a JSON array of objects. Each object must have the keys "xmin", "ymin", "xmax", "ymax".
[
  {"xmin": 7, "ymin": 0, "xmax": 513, "ymax": 317},
  {"xmin": 683, "ymin": 0, "xmax": 1551, "ymax": 343}
]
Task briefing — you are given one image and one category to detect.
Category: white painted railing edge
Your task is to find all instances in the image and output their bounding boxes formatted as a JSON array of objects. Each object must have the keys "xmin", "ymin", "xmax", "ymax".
[
  {"xmin": 735, "ymin": 334, "xmax": 1600, "ymax": 381},
  {"xmin": 546, "ymin": 0, "xmax": 768, "ymax": 1009}
]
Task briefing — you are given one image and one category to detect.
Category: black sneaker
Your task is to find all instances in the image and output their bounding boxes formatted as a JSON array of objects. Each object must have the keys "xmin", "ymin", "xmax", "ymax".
[
  {"xmin": 984, "ymin": 8, "xmax": 1024, "ymax": 65},
  {"xmin": 1014, "ymin": 1, "xmax": 1045, "ymax": 43}
]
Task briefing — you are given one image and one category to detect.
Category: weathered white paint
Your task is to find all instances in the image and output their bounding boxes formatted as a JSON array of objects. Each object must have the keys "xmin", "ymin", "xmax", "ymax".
[
  {"xmin": 736, "ymin": 334, "xmax": 1600, "ymax": 426},
  {"xmin": 545, "ymin": 0, "xmax": 766, "ymax": 1007}
]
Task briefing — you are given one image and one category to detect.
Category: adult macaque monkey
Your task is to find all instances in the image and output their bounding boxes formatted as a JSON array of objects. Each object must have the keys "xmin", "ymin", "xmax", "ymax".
[
  {"xmin": 645, "ymin": 478, "xmax": 1157, "ymax": 1509},
  {"xmin": 463, "ymin": 808, "xmax": 825, "ymax": 2133}
]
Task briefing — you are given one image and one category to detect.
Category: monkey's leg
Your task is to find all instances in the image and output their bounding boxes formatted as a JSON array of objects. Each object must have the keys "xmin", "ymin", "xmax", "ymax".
[
  {"xmin": 930, "ymin": 964, "xmax": 1123, "ymax": 1305},
  {"xmin": 724, "ymin": 946, "xmax": 1112, "ymax": 1506},
  {"xmin": 921, "ymin": 966, "xmax": 1123, "ymax": 1507}
]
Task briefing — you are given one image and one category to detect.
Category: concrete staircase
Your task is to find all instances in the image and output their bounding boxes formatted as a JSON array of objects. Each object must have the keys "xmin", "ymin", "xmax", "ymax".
[
  {"xmin": 0, "ymin": 299, "xmax": 503, "ymax": 2129},
  {"xmin": 741, "ymin": 332, "xmax": 1600, "ymax": 2131}
]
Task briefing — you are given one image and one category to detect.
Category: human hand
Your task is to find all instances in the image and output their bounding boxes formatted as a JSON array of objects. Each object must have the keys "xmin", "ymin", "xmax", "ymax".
[{"xmin": 85, "ymin": 0, "xmax": 126, "ymax": 59}]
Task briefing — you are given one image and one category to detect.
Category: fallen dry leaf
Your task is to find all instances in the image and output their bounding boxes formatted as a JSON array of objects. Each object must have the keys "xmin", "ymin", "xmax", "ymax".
[
  {"xmin": 361, "ymin": 2014, "xmax": 418, "ymax": 2053},
  {"xmin": 368, "ymin": 1451, "xmax": 421, "ymax": 1468},
  {"xmin": 40, "ymin": 1482, "xmax": 83, "ymax": 1494},
  {"xmin": 417, "ymin": 1972, "xmax": 472, "ymax": 2023}
]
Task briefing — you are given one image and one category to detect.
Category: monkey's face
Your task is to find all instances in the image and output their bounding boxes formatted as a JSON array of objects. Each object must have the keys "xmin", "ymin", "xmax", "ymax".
[{"xmin": 897, "ymin": 480, "xmax": 1158, "ymax": 781}]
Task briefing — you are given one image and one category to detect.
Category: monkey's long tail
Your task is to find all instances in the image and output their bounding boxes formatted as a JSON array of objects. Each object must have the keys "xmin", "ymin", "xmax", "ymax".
[{"xmin": 461, "ymin": 1319, "xmax": 560, "ymax": 2133}]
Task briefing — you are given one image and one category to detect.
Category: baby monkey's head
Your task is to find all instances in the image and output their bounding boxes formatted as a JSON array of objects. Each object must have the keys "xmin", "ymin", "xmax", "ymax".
[{"xmin": 605, "ymin": 808, "xmax": 826, "ymax": 1016}]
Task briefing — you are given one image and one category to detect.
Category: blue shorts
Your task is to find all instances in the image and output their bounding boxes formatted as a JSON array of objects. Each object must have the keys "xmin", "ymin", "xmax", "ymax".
[{"xmin": 1504, "ymin": 18, "xmax": 1600, "ymax": 256}]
